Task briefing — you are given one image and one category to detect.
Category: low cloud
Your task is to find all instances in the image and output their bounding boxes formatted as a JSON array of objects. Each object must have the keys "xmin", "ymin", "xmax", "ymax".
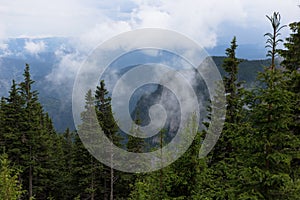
[
  {"xmin": 45, "ymin": 45, "xmax": 86, "ymax": 99},
  {"xmin": 0, "ymin": 43, "xmax": 8, "ymax": 50},
  {"xmin": 0, "ymin": 40, "xmax": 12, "ymax": 58},
  {"xmin": 24, "ymin": 40, "xmax": 46, "ymax": 55}
]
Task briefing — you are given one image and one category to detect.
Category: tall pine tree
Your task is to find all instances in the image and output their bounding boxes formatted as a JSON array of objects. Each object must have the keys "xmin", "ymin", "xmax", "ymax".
[{"xmin": 95, "ymin": 80, "xmax": 122, "ymax": 200}]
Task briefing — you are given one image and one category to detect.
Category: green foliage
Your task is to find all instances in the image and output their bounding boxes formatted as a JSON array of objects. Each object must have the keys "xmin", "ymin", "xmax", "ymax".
[
  {"xmin": 264, "ymin": 12, "xmax": 286, "ymax": 69},
  {"xmin": 279, "ymin": 22, "xmax": 300, "ymax": 71},
  {"xmin": 127, "ymin": 115, "xmax": 146, "ymax": 153},
  {"xmin": 192, "ymin": 37, "xmax": 244, "ymax": 199},
  {"xmin": 73, "ymin": 90, "xmax": 105, "ymax": 199},
  {"xmin": 95, "ymin": 80, "xmax": 122, "ymax": 145},
  {"xmin": 0, "ymin": 12, "xmax": 299, "ymax": 200},
  {"xmin": 237, "ymin": 68, "xmax": 300, "ymax": 199},
  {"xmin": 279, "ymin": 21, "xmax": 300, "ymax": 149},
  {"xmin": 0, "ymin": 153, "xmax": 24, "ymax": 200}
]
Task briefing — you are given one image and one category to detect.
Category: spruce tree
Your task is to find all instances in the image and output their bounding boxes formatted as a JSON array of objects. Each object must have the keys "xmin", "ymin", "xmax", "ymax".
[
  {"xmin": 279, "ymin": 21, "xmax": 300, "ymax": 140},
  {"xmin": 238, "ymin": 68, "xmax": 300, "ymax": 199},
  {"xmin": 279, "ymin": 22, "xmax": 300, "ymax": 71},
  {"xmin": 193, "ymin": 37, "xmax": 244, "ymax": 199},
  {"xmin": 18, "ymin": 64, "xmax": 46, "ymax": 199},
  {"xmin": 121, "ymin": 116, "xmax": 147, "ymax": 199},
  {"xmin": 60, "ymin": 128, "xmax": 77, "ymax": 199},
  {"xmin": 72, "ymin": 131, "xmax": 104, "ymax": 200},
  {"xmin": 128, "ymin": 117, "xmax": 199, "ymax": 199},
  {"xmin": 127, "ymin": 115, "xmax": 146, "ymax": 154},
  {"xmin": 233, "ymin": 12, "xmax": 300, "ymax": 199},
  {"xmin": 0, "ymin": 97, "xmax": 6, "ymax": 147},
  {"xmin": 1, "ymin": 80, "xmax": 28, "ymax": 198},
  {"xmin": 74, "ymin": 89, "xmax": 104, "ymax": 200},
  {"xmin": 95, "ymin": 80, "xmax": 122, "ymax": 200},
  {"xmin": 279, "ymin": 21, "xmax": 300, "ymax": 191},
  {"xmin": 264, "ymin": 12, "xmax": 286, "ymax": 70}
]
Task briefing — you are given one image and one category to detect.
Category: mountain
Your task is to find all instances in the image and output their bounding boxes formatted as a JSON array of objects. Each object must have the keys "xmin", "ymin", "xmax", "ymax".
[
  {"xmin": 206, "ymin": 43, "xmax": 267, "ymax": 60},
  {"xmin": 0, "ymin": 37, "xmax": 271, "ymax": 132}
]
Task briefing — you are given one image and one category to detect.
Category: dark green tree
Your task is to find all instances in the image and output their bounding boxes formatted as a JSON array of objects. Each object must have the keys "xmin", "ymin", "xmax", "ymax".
[
  {"xmin": 237, "ymin": 69, "xmax": 300, "ymax": 199},
  {"xmin": 279, "ymin": 21, "xmax": 300, "ymax": 189},
  {"xmin": 18, "ymin": 64, "xmax": 47, "ymax": 199},
  {"xmin": 95, "ymin": 80, "xmax": 123, "ymax": 200},
  {"xmin": 0, "ymin": 97, "xmax": 6, "ymax": 147},
  {"xmin": 74, "ymin": 89, "xmax": 104, "ymax": 200},
  {"xmin": 127, "ymin": 114, "xmax": 146, "ymax": 154},
  {"xmin": 0, "ymin": 64, "xmax": 59, "ymax": 199},
  {"xmin": 232, "ymin": 12, "xmax": 300, "ymax": 199},
  {"xmin": 193, "ymin": 37, "xmax": 244, "ymax": 199},
  {"xmin": 264, "ymin": 12, "xmax": 286, "ymax": 70},
  {"xmin": 129, "ymin": 117, "xmax": 200, "ymax": 199},
  {"xmin": 1, "ymin": 80, "xmax": 26, "ymax": 163},
  {"xmin": 279, "ymin": 22, "xmax": 300, "ymax": 71},
  {"xmin": 72, "ymin": 131, "xmax": 104, "ymax": 200},
  {"xmin": 58, "ymin": 128, "xmax": 77, "ymax": 199},
  {"xmin": 120, "ymin": 115, "xmax": 147, "ymax": 199}
]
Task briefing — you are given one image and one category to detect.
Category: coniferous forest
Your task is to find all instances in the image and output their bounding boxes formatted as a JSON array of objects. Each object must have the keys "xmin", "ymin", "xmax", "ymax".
[{"xmin": 0, "ymin": 13, "xmax": 299, "ymax": 200}]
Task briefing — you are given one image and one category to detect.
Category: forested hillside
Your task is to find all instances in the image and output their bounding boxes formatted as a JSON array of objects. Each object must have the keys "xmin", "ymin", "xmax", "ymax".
[{"xmin": 0, "ymin": 13, "xmax": 299, "ymax": 200}]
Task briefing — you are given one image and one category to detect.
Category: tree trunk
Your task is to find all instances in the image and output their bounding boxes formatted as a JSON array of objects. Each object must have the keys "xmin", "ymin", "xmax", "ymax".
[
  {"xmin": 110, "ymin": 140, "xmax": 113, "ymax": 200},
  {"xmin": 91, "ymin": 156, "xmax": 95, "ymax": 200},
  {"xmin": 160, "ymin": 131, "xmax": 163, "ymax": 199},
  {"xmin": 104, "ymin": 171, "xmax": 108, "ymax": 200},
  {"xmin": 29, "ymin": 146, "xmax": 33, "ymax": 199},
  {"xmin": 110, "ymin": 168, "xmax": 113, "ymax": 200}
]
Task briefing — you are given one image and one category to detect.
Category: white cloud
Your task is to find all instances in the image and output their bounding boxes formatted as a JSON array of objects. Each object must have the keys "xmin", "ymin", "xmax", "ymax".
[
  {"xmin": 76, "ymin": 19, "xmax": 132, "ymax": 51},
  {"xmin": 1, "ymin": 0, "xmax": 298, "ymax": 49},
  {"xmin": 129, "ymin": 0, "xmax": 246, "ymax": 47},
  {"xmin": 1, "ymin": 0, "xmax": 299, "ymax": 93},
  {"xmin": 0, "ymin": 22, "xmax": 6, "ymax": 40},
  {"xmin": 45, "ymin": 45, "xmax": 86, "ymax": 96},
  {"xmin": 24, "ymin": 40, "xmax": 46, "ymax": 55},
  {"xmin": 0, "ymin": 38, "xmax": 11, "ymax": 58},
  {"xmin": 0, "ymin": 43, "xmax": 8, "ymax": 50},
  {"xmin": 130, "ymin": 0, "xmax": 299, "ymax": 46},
  {"xmin": 0, "ymin": 0, "xmax": 104, "ymax": 39}
]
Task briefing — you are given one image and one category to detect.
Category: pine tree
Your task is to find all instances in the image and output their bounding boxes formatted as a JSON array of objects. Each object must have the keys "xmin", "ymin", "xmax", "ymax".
[
  {"xmin": 193, "ymin": 37, "xmax": 244, "ymax": 199},
  {"xmin": 222, "ymin": 36, "xmax": 243, "ymax": 123},
  {"xmin": 120, "ymin": 115, "xmax": 147, "ymax": 199},
  {"xmin": 0, "ymin": 64, "xmax": 59, "ymax": 199},
  {"xmin": 278, "ymin": 21, "xmax": 300, "ymax": 138},
  {"xmin": 0, "ymin": 97, "xmax": 6, "ymax": 147},
  {"xmin": 233, "ymin": 12, "xmax": 300, "ymax": 199},
  {"xmin": 279, "ymin": 22, "xmax": 300, "ymax": 71},
  {"xmin": 59, "ymin": 128, "xmax": 77, "ymax": 199},
  {"xmin": 74, "ymin": 89, "xmax": 104, "ymax": 200},
  {"xmin": 168, "ymin": 117, "xmax": 203, "ymax": 199},
  {"xmin": 264, "ymin": 12, "xmax": 286, "ymax": 70},
  {"xmin": 95, "ymin": 80, "xmax": 121, "ymax": 145},
  {"xmin": 95, "ymin": 80, "xmax": 122, "ymax": 200},
  {"xmin": 18, "ymin": 64, "xmax": 47, "ymax": 199},
  {"xmin": 127, "ymin": 115, "xmax": 146, "ymax": 154},
  {"xmin": 279, "ymin": 21, "xmax": 300, "ymax": 191},
  {"xmin": 209, "ymin": 36, "xmax": 243, "ymax": 163},
  {"xmin": 72, "ymin": 131, "xmax": 104, "ymax": 200},
  {"xmin": 0, "ymin": 80, "xmax": 28, "ymax": 198},
  {"xmin": 128, "ymin": 117, "xmax": 199, "ymax": 199},
  {"xmin": 238, "ymin": 69, "xmax": 300, "ymax": 199}
]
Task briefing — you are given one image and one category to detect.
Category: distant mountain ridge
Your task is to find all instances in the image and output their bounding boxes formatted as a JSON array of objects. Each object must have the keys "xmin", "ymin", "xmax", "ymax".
[{"xmin": 0, "ymin": 37, "xmax": 272, "ymax": 132}]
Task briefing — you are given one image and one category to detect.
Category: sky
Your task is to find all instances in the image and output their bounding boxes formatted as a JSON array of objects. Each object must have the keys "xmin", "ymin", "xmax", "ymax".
[
  {"xmin": 0, "ymin": 0, "xmax": 299, "ymax": 132},
  {"xmin": 0, "ymin": 0, "xmax": 299, "ymax": 50},
  {"xmin": 0, "ymin": 0, "xmax": 299, "ymax": 93}
]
